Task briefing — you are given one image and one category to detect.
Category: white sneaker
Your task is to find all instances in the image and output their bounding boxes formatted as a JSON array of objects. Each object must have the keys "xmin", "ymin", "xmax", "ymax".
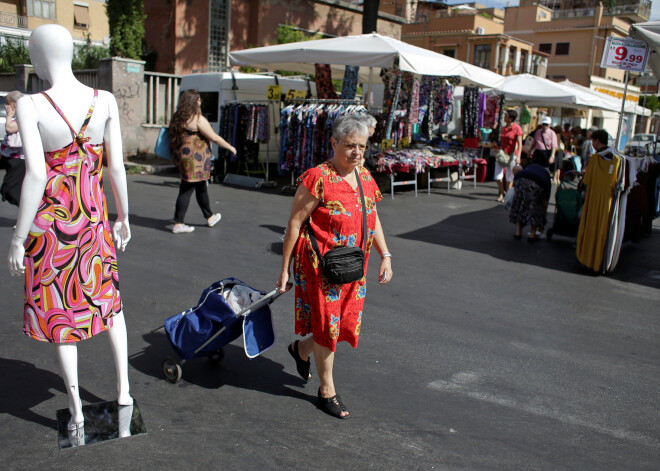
[
  {"xmin": 207, "ymin": 213, "xmax": 221, "ymax": 227},
  {"xmin": 172, "ymin": 224, "xmax": 195, "ymax": 234}
]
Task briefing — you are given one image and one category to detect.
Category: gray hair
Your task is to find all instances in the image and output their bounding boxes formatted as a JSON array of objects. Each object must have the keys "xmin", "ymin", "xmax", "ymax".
[
  {"xmin": 6, "ymin": 90, "xmax": 24, "ymax": 104},
  {"xmin": 361, "ymin": 113, "xmax": 377, "ymax": 128},
  {"xmin": 332, "ymin": 115, "xmax": 369, "ymax": 140}
]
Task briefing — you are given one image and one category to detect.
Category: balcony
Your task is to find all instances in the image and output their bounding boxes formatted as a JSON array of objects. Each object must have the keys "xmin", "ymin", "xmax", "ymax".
[
  {"xmin": 552, "ymin": 3, "xmax": 650, "ymax": 22},
  {"xmin": 0, "ymin": 11, "xmax": 28, "ymax": 29}
]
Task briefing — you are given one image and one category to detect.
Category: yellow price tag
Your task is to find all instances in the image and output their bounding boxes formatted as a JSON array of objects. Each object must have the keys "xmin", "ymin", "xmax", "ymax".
[
  {"xmin": 381, "ymin": 139, "xmax": 394, "ymax": 150},
  {"xmin": 399, "ymin": 137, "xmax": 410, "ymax": 148},
  {"xmin": 286, "ymin": 89, "xmax": 307, "ymax": 100},
  {"xmin": 267, "ymin": 85, "xmax": 281, "ymax": 100}
]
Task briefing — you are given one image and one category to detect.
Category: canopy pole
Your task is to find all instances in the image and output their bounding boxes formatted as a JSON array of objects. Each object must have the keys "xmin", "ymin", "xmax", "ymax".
[
  {"xmin": 366, "ymin": 67, "xmax": 374, "ymax": 109},
  {"xmin": 615, "ymin": 70, "xmax": 630, "ymax": 150}
]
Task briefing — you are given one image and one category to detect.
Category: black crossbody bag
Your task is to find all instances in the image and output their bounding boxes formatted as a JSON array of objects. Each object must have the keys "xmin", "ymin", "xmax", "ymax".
[{"xmin": 307, "ymin": 168, "xmax": 367, "ymax": 285}]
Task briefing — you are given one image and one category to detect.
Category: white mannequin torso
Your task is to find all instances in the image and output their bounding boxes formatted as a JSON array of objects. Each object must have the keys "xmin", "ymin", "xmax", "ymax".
[{"xmin": 29, "ymin": 85, "xmax": 113, "ymax": 151}]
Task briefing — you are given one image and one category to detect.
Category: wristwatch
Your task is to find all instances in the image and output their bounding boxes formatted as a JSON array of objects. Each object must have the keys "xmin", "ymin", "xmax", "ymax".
[{"xmin": 381, "ymin": 252, "xmax": 392, "ymax": 259}]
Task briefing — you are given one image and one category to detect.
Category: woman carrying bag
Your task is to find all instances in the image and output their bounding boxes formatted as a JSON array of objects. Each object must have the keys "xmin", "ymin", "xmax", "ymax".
[{"xmin": 276, "ymin": 115, "xmax": 393, "ymax": 419}]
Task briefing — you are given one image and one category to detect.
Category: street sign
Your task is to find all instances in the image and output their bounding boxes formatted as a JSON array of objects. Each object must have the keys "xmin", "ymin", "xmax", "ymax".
[{"xmin": 600, "ymin": 37, "xmax": 649, "ymax": 72}]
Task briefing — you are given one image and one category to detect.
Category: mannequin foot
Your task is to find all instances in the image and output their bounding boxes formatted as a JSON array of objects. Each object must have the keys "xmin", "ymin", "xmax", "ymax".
[
  {"xmin": 67, "ymin": 419, "xmax": 85, "ymax": 447},
  {"xmin": 117, "ymin": 393, "xmax": 133, "ymax": 406},
  {"xmin": 68, "ymin": 396, "xmax": 84, "ymax": 425}
]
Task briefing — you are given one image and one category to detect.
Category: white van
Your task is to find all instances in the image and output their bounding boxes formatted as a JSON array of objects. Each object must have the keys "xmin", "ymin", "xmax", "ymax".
[{"xmin": 179, "ymin": 72, "xmax": 316, "ymax": 165}]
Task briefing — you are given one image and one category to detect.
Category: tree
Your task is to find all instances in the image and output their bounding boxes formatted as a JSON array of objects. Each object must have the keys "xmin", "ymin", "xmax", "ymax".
[
  {"xmin": 0, "ymin": 39, "xmax": 30, "ymax": 73},
  {"xmin": 106, "ymin": 0, "xmax": 146, "ymax": 59},
  {"xmin": 362, "ymin": 0, "xmax": 381, "ymax": 34},
  {"xmin": 72, "ymin": 35, "xmax": 111, "ymax": 70},
  {"xmin": 640, "ymin": 94, "xmax": 659, "ymax": 113}
]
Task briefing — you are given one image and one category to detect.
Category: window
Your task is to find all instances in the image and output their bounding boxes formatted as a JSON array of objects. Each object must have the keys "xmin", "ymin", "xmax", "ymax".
[
  {"xmin": 473, "ymin": 44, "xmax": 491, "ymax": 69},
  {"xmin": 74, "ymin": 4, "xmax": 90, "ymax": 30},
  {"xmin": 539, "ymin": 43, "xmax": 552, "ymax": 54},
  {"xmin": 443, "ymin": 49, "xmax": 456, "ymax": 58},
  {"xmin": 208, "ymin": 0, "xmax": 230, "ymax": 72},
  {"xmin": 555, "ymin": 42, "xmax": 570, "ymax": 55},
  {"xmin": 26, "ymin": 0, "xmax": 57, "ymax": 20}
]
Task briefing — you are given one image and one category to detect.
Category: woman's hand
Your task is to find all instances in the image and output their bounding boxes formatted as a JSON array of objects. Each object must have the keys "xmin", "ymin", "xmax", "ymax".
[
  {"xmin": 113, "ymin": 217, "xmax": 131, "ymax": 252},
  {"xmin": 5, "ymin": 104, "xmax": 14, "ymax": 119},
  {"xmin": 378, "ymin": 257, "xmax": 392, "ymax": 284},
  {"xmin": 276, "ymin": 268, "xmax": 293, "ymax": 293}
]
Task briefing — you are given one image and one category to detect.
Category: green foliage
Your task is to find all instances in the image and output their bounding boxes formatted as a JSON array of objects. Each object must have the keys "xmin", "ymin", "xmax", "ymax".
[
  {"xmin": 275, "ymin": 24, "xmax": 322, "ymax": 45},
  {"xmin": 640, "ymin": 94, "xmax": 659, "ymax": 113},
  {"xmin": 72, "ymin": 35, "xmax": 111, "ymax": 70},
  {"xmin": 106, "ymin": 0, "xmax": 146, "ymax": 59},
  {"xmin": 0, "ymin": 39, "xmax": 30, "ymax": 73}
]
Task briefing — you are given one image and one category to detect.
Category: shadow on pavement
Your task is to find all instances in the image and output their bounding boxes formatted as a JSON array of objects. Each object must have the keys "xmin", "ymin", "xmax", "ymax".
[
  {"xmin": 0, "ymin": 357, "xmax": 104, "ymax": 431},
  {"xmin": 397, "ymin": 205, "xmax": 660, "ymax": 289},
  {"xmin": 129, "ymin": 332, "xmax": 314, "ymax": 403}
]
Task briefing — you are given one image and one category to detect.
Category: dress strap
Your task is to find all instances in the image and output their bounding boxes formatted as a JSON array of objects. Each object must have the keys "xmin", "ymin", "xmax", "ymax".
[{"xmin": 41, "ymin": 89, "xmax": 99, "ymax": 147}]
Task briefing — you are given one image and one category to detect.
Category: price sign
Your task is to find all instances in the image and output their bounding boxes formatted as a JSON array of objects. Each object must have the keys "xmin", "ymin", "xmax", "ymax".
[
  {"xmin": 381, "ymin": 139, "xmax": 394, "ymax": 150},
  {"xmin": 286, "ymin": 89, "xmax": 307, "ymax": 100},
  {"xmin": 266, "ymin": 85, "xmax": 281, "ymax": 100},
  {"xmin": 398, "ymin": 137, "xmax": 410, "ymax": 148},
  {"xmin": 600, "ymin": 37, "xmax": 649, "ymax": 72}
]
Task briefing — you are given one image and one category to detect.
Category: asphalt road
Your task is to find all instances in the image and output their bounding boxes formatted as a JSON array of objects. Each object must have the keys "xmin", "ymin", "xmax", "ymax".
[{"xmin": 0, "ymin": 171, "xmax": 658, "ymax": 470}]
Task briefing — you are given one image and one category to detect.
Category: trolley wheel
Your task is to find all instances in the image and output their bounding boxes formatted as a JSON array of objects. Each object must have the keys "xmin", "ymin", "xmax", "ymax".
[
  {"xmin": 162, "ymin": 358, "xmax": 182, "ymax": 383},
  {"xmin": 207, "ymin": 349, "xmax": 224, "ymax": 364},
  {"xmin": 546, "ymin": 229, "xmax": 554, "ymax": 240}
]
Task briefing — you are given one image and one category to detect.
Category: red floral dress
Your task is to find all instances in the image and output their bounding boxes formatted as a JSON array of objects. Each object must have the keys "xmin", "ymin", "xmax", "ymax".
[{"xmin": 293, "ymin": 162, "xmax": 383, "ymax": 352}]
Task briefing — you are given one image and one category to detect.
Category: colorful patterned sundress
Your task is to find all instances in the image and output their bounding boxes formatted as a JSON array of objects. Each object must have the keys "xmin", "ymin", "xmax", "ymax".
[
  {"xmin": 23, "ymin": 89, "xmax": 122, "ymax": 343},
  {"xmin": 293, "ymin": 163, "xmax": 382, "ymax": 352},
  {"xmin": 172, "ymin": 130, "xmax": 213, "ymax": 182}
]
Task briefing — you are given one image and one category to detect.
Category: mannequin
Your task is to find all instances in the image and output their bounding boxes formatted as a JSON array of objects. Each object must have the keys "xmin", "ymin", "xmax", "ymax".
[{"xmin": 7, "ymin": 25, "xmax": 132, "ymax": 439}]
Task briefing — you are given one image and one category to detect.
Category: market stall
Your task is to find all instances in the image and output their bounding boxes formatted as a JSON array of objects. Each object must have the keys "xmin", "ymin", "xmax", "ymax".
[{"xmin": 229, "ymin": 33, "xmax": 504, "ymax": 196}]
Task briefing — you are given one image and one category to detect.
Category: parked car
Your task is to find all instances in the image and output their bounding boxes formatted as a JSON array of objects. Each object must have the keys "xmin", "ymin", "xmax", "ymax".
[
  {"xmin": 624, "ymin": 133, "xmax": 657, "ymax": 156},
  {"xmin": 0, "ymin": 92, "xmax": 7, "ymax": 140}
]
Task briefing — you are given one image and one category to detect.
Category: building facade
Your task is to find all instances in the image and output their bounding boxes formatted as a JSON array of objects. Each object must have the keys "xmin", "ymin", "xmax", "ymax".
[
  {"xmin": 0, "ymin": 0, "xmax": 109, "ymax": 46},
  {"xmin": 144, "ymin": 0, "xmax": 404, "ymax": 76}
]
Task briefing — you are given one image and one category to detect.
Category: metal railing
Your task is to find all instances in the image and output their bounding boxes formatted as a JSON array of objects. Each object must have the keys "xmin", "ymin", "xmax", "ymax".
[
  {"xmin": 144, "ymin": 71, "xmax": 181, "ymax": 126},
  {"xmin": 0, "ymin": 12, "xmax": 28, "ymax": 29}
]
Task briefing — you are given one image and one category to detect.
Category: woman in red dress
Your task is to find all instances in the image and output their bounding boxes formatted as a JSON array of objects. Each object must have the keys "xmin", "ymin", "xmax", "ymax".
[{"xmin": 277, "ymin": 115, "xmax": 393, "ymax": 418}]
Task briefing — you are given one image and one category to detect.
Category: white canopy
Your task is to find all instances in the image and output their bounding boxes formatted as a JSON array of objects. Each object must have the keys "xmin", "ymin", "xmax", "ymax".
[
  {"xmin": 558, "ymin": 79, "xmax": 651, "ymax": 116},
  {"xmin": 493, "ymin": 74, "xmax": 617, "ymax": 110},
  {"xmin": 630, "ymin": 21, "xmax": 660, "ymax": 79},
  {"xmin": 228, "ymin": 33, "xmax": 504, "ymax": 88}
]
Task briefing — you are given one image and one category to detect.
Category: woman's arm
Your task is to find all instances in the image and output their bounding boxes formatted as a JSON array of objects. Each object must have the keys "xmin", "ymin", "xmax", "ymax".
[
  {"xmin": 8, "ymin": 96, "xmax": 47, "ymax": 276},
  {"xmin": 515, "ymin": 133, "xmax": 523, "ymax": 164},
  {"xmin": 372, "ymin": 210, "xmax": 393, "ymax": 284},
  {"xmin": 277, "ymin": 184, "xmax": 320, "ymax": 292},
  {"xmin": 196, "ymin": 114, "xmax": 237, "ymax": 156},
  {"xmin": 5, "ymin": 105, "xmax": 18, "ymax": 134}
]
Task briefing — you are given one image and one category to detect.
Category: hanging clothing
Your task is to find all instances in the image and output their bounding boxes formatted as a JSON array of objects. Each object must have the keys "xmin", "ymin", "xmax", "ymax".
[
  {"xmin": 24, "ymin": 90, "xmax": 121, "ymax": 343},
  {"xmin": 341, "ymin": 66, "xmax": 360, "ymax": 100},
  {"xmin": 315, "ymin": 63, "xmax": 338, "ymax": 99},
  {"xmin": 520, "ymin": 105, "xmax": 531, "ymax": 125},
  {"xmin": 576, "ymin": 151, "xmax": 622, "ymax": 272},
  {"xmin": 462, "ymin": 86, "xmax": 480, "ymax": 139}
]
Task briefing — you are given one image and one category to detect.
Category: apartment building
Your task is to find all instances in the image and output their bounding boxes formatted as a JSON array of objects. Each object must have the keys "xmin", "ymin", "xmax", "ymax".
[
  {"xmin": 0, "ymin": 0, "xmax": 109, "ymax": 46},
  {"xmin": 382, "ymin": 0, "xmax": 549, "ymax": 77},
  {"xmin": 144, "ymin": 0, "xmax": 403, "ymax": 75}
]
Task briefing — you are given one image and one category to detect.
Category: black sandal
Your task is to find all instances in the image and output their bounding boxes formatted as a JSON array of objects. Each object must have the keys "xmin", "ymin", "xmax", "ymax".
[
  {"xmin": 317, "ymin": 388, "xmax": 350, "ymax": 419},
  {"xmin": 288, "ymin": 340, "xmax": 311, "ymax": 382}
]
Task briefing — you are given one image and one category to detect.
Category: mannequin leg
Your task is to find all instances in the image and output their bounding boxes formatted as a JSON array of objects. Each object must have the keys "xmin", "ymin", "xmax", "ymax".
[
  {"xmin": 55, "ymin": 343, "xmax": 84, "ymax": 426},
  {"xmin": 107, "ymin": 312, "xmax": 133, "ymax": 406}
]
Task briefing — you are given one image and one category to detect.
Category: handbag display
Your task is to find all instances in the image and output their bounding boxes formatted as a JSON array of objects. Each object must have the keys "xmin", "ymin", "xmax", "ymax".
[
  {"xmin": 154, "ymin": 127, "xmax": 172, "ymax": 160},
  {"xmin": 307, "ymin": 168, "xmax": 368, "ymax": 285}
]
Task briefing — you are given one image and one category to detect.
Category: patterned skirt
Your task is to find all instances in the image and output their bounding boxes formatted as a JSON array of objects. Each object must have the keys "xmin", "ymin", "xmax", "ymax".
[{"xmin": 509, "ymin": 178, "xmax": 547, "ymax": 228}]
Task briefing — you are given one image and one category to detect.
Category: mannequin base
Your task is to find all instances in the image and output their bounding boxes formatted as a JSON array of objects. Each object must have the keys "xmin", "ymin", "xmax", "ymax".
[{"xmin": 56, "ymin": 399, "xmax": 146, "ymax": 450}]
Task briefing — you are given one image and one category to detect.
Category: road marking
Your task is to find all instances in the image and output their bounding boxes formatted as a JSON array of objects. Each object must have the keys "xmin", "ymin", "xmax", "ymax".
[{"xmin": 428, "ymin": 373, "xmax": 658, "ymax": 447}]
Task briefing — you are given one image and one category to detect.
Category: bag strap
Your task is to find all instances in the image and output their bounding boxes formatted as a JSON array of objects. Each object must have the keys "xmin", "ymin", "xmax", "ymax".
[{"xmin": 308, "ymin": 167, "xmax": 367, "ymax": 259}]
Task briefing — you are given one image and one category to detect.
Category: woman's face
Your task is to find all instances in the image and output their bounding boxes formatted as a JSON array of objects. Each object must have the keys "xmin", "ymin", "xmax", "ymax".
[{"xmin": 331, "ymin": 132, "xmax": 368, "ymax": 168}]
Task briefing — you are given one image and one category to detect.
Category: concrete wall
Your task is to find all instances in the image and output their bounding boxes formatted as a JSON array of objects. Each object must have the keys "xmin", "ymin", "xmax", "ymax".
[{"xmin": 98, "ymin": 57, "xmax": 147, "ymax": 157}]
